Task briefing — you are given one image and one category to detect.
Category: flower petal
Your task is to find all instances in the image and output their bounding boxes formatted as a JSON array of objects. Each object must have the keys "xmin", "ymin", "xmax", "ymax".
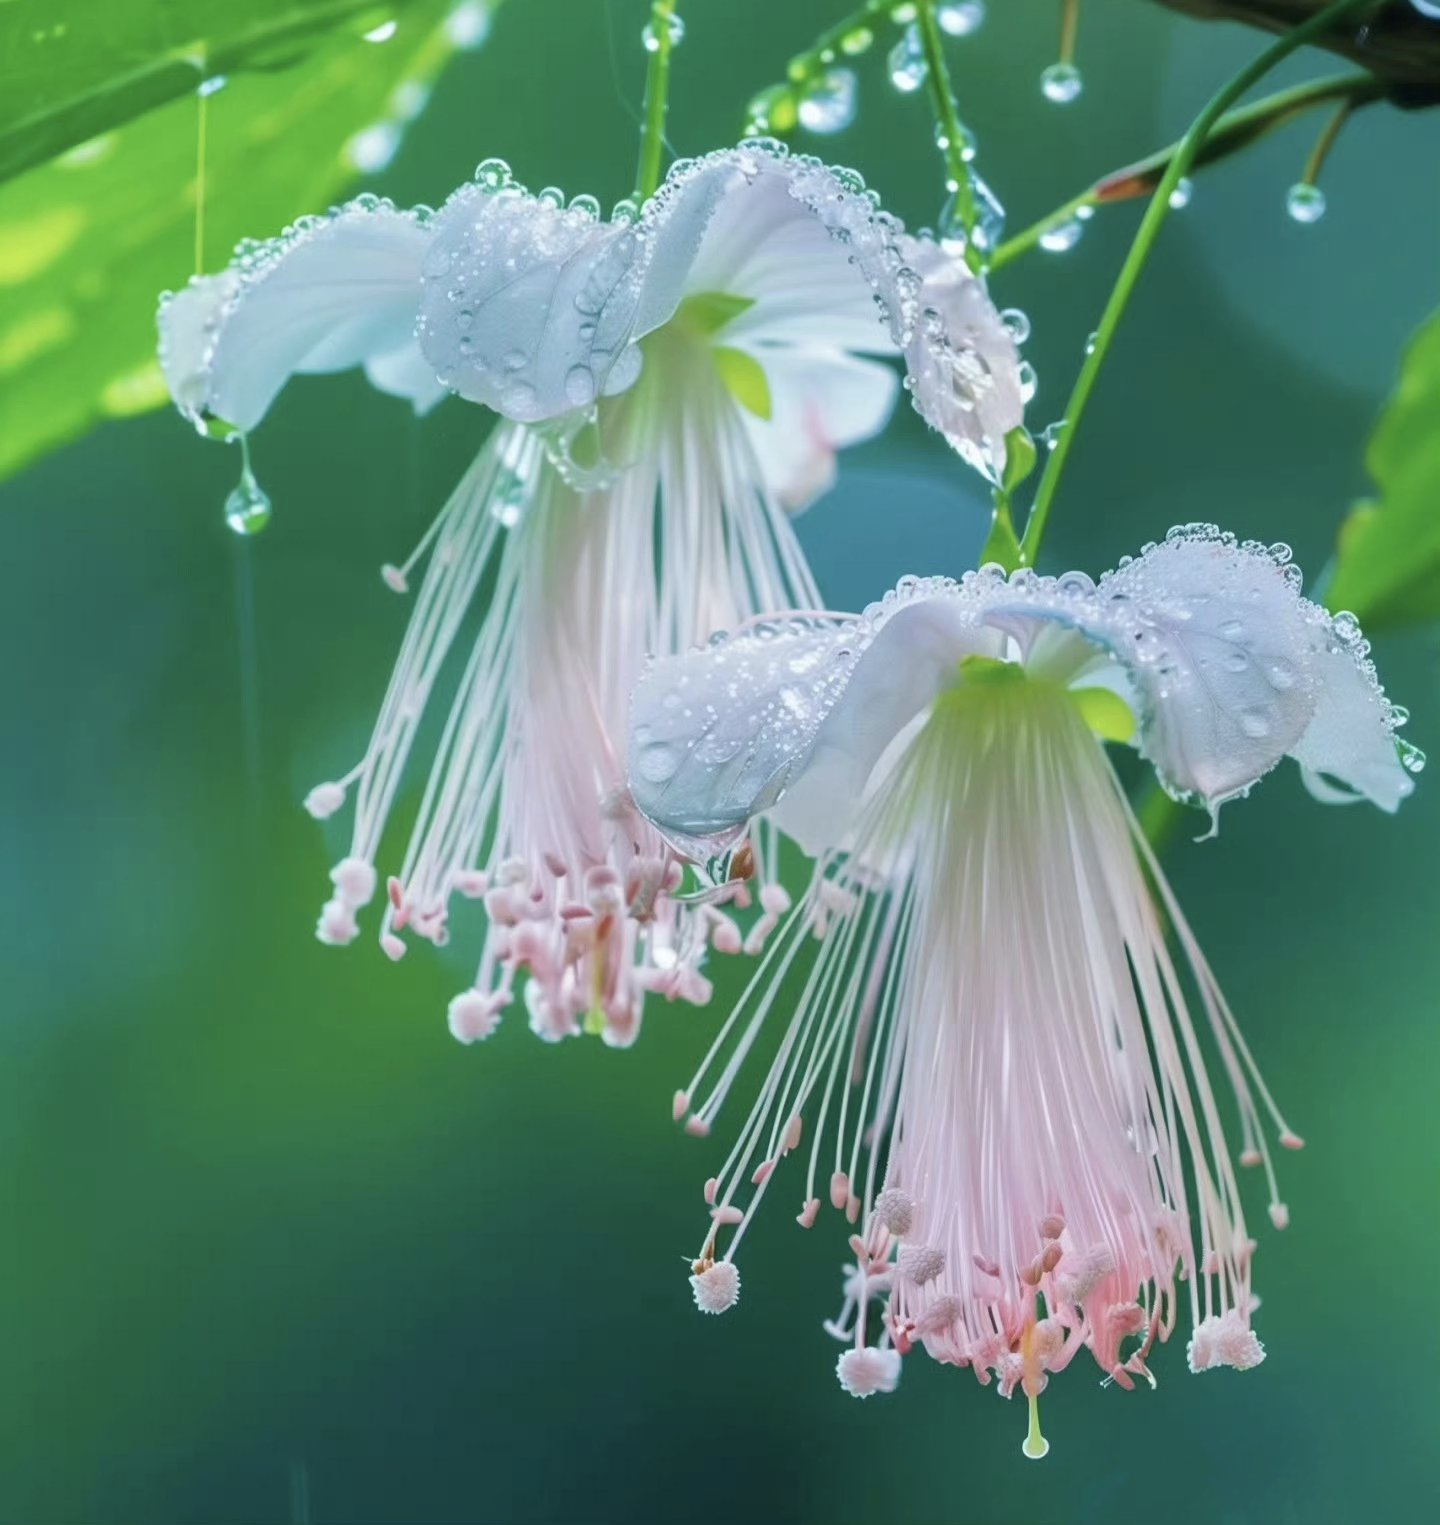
[
  {"xmin": 630, "ymin": 528, "xmax": 1414, "ymax": 860},
  {"xmin": 1288, "ymin": 631, "xmax": 1413, "ymax": 811},
  {"xmin": 417, "ymin": 186, "xmax": 646, "ymax": 422},
  {"xmin": 638, "ymin": 145, "xmax": 1023, "ymax": 475},
  {"xmin": 158, "ymin": 200, "xmax": 434, "ymax": 432},
  {"xmin": 741, "ymin": 349, "xmax": 898, "ymax": 512}
]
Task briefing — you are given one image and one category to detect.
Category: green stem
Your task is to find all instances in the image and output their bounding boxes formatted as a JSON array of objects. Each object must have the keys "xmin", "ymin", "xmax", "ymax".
[
  {"xmin": 634, "ymin": 0, "xmax": 680, "ymax": 203},
  {"xmin": 791, "ymin": 0, "xmax": 896, "ymax": 82},
  {"xmin": 914, "ymin": 0, "xmax": 978, "ymax": 261},
  {"xmin": 1300, "ymin": 95, "xmax": 1355, "ymax": 186},
  {"xmin": 990, "ymin": 73, "xmax": 1379, "ymax": 274},
  {"xmin": 1018, "ymin": 0, "xmax": 1381, "ymax": 567}
]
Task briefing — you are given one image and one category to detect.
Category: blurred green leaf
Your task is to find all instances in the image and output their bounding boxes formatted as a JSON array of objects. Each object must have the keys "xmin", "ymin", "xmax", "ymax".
[
  {"xmin": 0, "ymin": 1, "xmax": 492, "ymax": 483},
  {"xmin": 0, "ymin": 0, "xmax": 442, "ymax": 184},
  {"xmin": 1328, "ymin": 307, "xmax": 1440, "ymax": 628}
]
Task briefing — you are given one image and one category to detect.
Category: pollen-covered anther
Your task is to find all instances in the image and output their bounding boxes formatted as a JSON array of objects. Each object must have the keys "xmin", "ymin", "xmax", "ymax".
[
  {"xmin": 330, "ymin": 856, "xmax": 377, "ymax": 907},
  {"xmin": 1239, "ymin": 1148, "xmax": 1263, "ymax": 1167},
  {"xmin": 1269, "ymin": 1202, "xmax": 1291, "ymax": 1230},
  {"xmin": 690, "ymin": 1259, "xmax": 740, "ymax": 1315},
  {"xmin": 684, "ymin": 1116, "xmax": 711, "ymax": 1138},
  {"xmin": 703, "ymin": 1176, "xmax": 718, "ymax": 1205},
  {"xmin": 1055, "ymin": 1243, "xmax": 1117, "ymax": 1305},
  {"xmin": 315, "ymin": 897, "xmax": 359, "ymax": 946},
  {"xmin": 451, "ymin": 869, "xmax": 488, "ymax": 898},
  {"xmin": 1279, "ymin": 1130, "xmax": 1305, "ymax": 1151},
  {"xmin": 1187, "ymin": 1310, "xmax": 1265, "ymax": 1372},
  {"xmin": 836, "ymin": 1346, "xmax": 901, "ymax": 1399},
  {"xmin": 447, "ymin": 988, "xmax": 504, "ymax": 1043},
  {"xmin": 1038, "ymin": 1214, "xmax": 1066, "ymax": 1240},
  {"xmin": 783, "ymin": 1115, "xmax": 803, "ymax": 1153},
  {"xmin": 873, "ymin": 1187, "xmax": 916, "ymax": 1236},
  {"xmin": 304, "ymin": 781, "xmax": 347, "ymax": 820},
  {"xmin": 797, "ymin": 1198, "xmax": 821, "ymax": 1229},
  {"xmin": 898, "ymin": 1243, "xmax": 945, "ymax": 1285},
  {"xmin": 379, "ymin": 562, "xmax": 409, "ymax": 594},
  {"xmin": 829, "ymin": 1170, "xmax": 850, "ymax": 1211},
  {"xmin": 380, "ymin": 932, "xmax": 406, "ymax": 961},
  {"xmin": 710, "ymin": 1205, "xmax": 744, "ymax": 1226}
]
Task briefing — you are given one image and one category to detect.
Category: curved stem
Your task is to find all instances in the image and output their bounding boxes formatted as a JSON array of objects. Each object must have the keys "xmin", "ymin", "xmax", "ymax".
[
  {"xmin": 1300, "ymin": 94, "xmax": 1355, "ymax": 185},
  {"xmin": 1019, "ymin": 0, "xmax": 1382, "ymax": 566},
  {"xmin": 914, "ymin": 0, "xmax": 977, "ymax": 259},
  {"xmin": 634, "ymin": 1, "xmax": 680, "ymax": 203},
  {"xmin": 989, "ymin": 71, "xmax": 1380, "ymax": 274},
  {"xmin": 793, "ymin": 0, "xmax": 896, "ymax": 82}
]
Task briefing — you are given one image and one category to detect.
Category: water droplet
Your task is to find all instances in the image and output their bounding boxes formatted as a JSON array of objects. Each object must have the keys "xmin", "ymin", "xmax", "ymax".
[
  {"xmin": 888, "ymin": 27, "xmax": 927, "ymax": 93},
  {"xmin": 1000, "ymin": 307, "xmax": 1030, "ymax": 344},
  {"xmin": 362, "ymin": 19, "xmax": 398, "ymax": 43},
  {"xmin": 196, "ymin": 75, "xmax": 228, "ymax": 98},
  {"xmin": 1286, "ymin": 182, "xmax": 1327, "ymax": 224},
  {"xmin": 538, "ymin": 185, "xmax": 565, "ymax": 209},
  {"xmin": 611, "ymin": 196, "xmax": 640, "ymax": 223},
  {"xmin": 1398, "ymin": 738, "xmax": 1426, "ymax": 775},
  {"xmin": 636, "ymin": 741, "xmax": 680, "ymax": 783},
  {"xmin": 798, "ymin": 68, "xmax": 857, "ymax": 134},
  {"xmin": 840, "ymin": 25, "xmax": 874, "ymax": 54},
  {"xmin": 1040, "ymin": 420, "xmax": 1067, "ymax": 451},
  {"xmin": 1238, "ymin": 708, "xmax": 1271, "ymax": 739},
  {"xmin": 1218, "ymin": 619, "xmax": 1246, "ymax": 640},
  {"xmin": 568, "ymin": 193, "xmax": 601, "ymax": 218},
  {"xmin": 1017, "ymin": 361, "xmax": 1037, "ymax": 403},
  {"xmin": 962, "ymin": 175, "xmax": 1006, "ymax": 255},
  {"xmin": 1331, "ymin": 610, "xmax": 1361, "ymax": 643},
  {"xmin": 1390, "ymin": 703, "xmax": 1411, "ymax": 728},
  {"xmin": 473, "ymin": 156, "xmax": 511, "ymax": 190},
  {"xmin": 938, "ymin": 2, "xmax": 985, "ymax": 36},
  {"xmin": 1083, "ymin": 331, "xmax": 1098, "ymax": 356},
  {"xmin": 1040, "ymin": 62, "xmax": 1083, "ymax": 104},
  {"xmin": 1039, "ymin": 216, "xmax": 1083, "ymax": 253},
  {"xmin": 564, "ymin": 365, "xmax": 596, "ymax": 406},
  {"xmin": 1225, "ymin": 651, "xmax": 1250, "ymax": 673},
  {"xmin": 1168, "ymin": 176, "xmax": 1194, "ymax": 210},
  {"xmin": 641, "ymin": 11, "xmax": 685, "ymax": 51},
  {"xmin": 225, "ymin": 470, "xmax": 271, "ymax": 536}
]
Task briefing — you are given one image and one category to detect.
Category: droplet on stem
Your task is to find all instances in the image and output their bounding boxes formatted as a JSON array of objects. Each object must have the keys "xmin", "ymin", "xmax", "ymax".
[
  {"xmin": 798, "ymin": 68, "xmax": 858, "ymax": 134},
  {"xmin": 1040, "ymin": 61, "xmax": 1083, "ymax": 104},
  {"xmin": 1285, "ymin": 182, "xmax": 1327, "ymax": 224}
]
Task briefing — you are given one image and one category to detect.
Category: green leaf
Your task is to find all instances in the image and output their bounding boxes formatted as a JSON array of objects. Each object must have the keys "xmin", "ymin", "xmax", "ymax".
[
  {"xmin": 713, "ymin": 346, "xmax": 772, "ymax": 420},
  {"xmin": 677, "ymin": 291, "xmax": 755, "ymax": 337},
  {"xmin": 1000, "ymin": 424, "xmax": 1037, "ymax": 496},
  {"xmin": 0, "ymin": 1, "xmax": 491, "ymax": 483},
  {"xmin": 0, "ymin": 1, "xmax": 446, "ymax": 185},
  {"xmin": 978, "ymin": 499, "xmax": 1023, "ymax": 573},
  {"xmin": 1328, "ymin": 307, "xmax": 1440, "ymax": 629}
]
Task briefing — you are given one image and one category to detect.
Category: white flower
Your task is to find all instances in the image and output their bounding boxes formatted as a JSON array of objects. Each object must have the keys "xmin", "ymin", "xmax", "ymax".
[
  {"xmin": 157, "ymin": 143, "xmax": 1025, "ymax": 1045},
  {"xmin": 631, "ymin": 525, "xmax": 1414, "ymax": 1443}
]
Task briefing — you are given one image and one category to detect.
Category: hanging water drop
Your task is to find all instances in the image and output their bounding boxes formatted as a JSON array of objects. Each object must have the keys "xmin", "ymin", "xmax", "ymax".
[
  {"xmin": 1000, "ymin": 308, "xmax": 1031, "ymax": 344},
  {"xmin": 938, "ymin": 2, "xmax": 985, "ymax": 36},
  {"xmin": 642, "ymin": 10, "xmax": 685, "ymax": 52},
  {"xmin": 1017, "ymin": 361, "xmax": 1037, "ymax": 403},
  {"xmin": 888, "ymin": 26, "xmax": 927, "ymax": 93},
  {"xmin": 1398, "ymin": 739, "xmax": 1426, "ymax": 775},
  {"xmin": 1039, "ymin": 216, "xmax": 1084, "ymax": 253},
  {"xmin": 225, "ymin": 468, "xmax": 271, "ymax": 536},
  {"xmin": 962, "ymin": 175, "xmax": 1006, "ymax": 256},
  {"xmin": 798, "ymin": 68, "xmax": 858, "ymax": 134},
  {"xmin": 1286, "ymin": 182, "xmax": 1327, "ymax": 224},
  {"xmin": 1040, "ymin": 62, "xmax": 1082, "ymax": 104},
  {"xmin": 1084, "ymin": 330, "xmax": 1097, "ymax": 355},
  {"xmin": 196, "ymin": 74, "xmax": 228, "ymax": 98},
  {"xmin": 840, "ymin": 25, "xmax": 874, "ymax": 54},
  {"xmin": 1169, "ymin": 176, "xmax": 1193, "ymax": 209}
]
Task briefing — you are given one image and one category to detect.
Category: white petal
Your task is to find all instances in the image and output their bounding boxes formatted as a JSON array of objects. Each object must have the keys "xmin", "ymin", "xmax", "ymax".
[
  {"xmin": 630, "ymin": 529, "xmax": 1414, "ymax": 858},
  {"xmin": 742, "ymin": 349, "xmax": 898, "ymax": 511},
  {"xmin": 158, "ymin": 201, "xmax": 434, "ymax": 432},
  {"xmin": 364, "ymin": 341, "xmax": 449, "ymax": 415},
  {"xmin": 899, "ymin": 234, "xmax": 1025, "ymax": 479},
  {"xmin": 628, "ymin": 590, "xmax": 1001, "ymax": 857},
  {"xmin": 1289, "ymin": 634, "xmax": 1413, "ymax": 811},
  {"xmin": 157, "ymin": 270, "xmax": 239, "ymax": 421},
  {"xmin": 417, "ymin": 186, "xmax": 645, "ymax": 422},
  {"xmin": 639, "ymin": 147, "xmax": 1022, "ymax": 474}
]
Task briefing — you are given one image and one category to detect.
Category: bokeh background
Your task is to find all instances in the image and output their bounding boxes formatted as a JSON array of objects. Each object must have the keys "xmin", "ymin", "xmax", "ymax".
[{"xmin": 4, "ymin": 2, "xmax": 1439, "ymax": 1522}]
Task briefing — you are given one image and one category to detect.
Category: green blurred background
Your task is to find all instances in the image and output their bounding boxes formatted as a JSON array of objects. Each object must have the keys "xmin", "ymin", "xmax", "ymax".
[{"xmin": 3, "ymin": 2, "xmax": 1439, "ymax": 1521}]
